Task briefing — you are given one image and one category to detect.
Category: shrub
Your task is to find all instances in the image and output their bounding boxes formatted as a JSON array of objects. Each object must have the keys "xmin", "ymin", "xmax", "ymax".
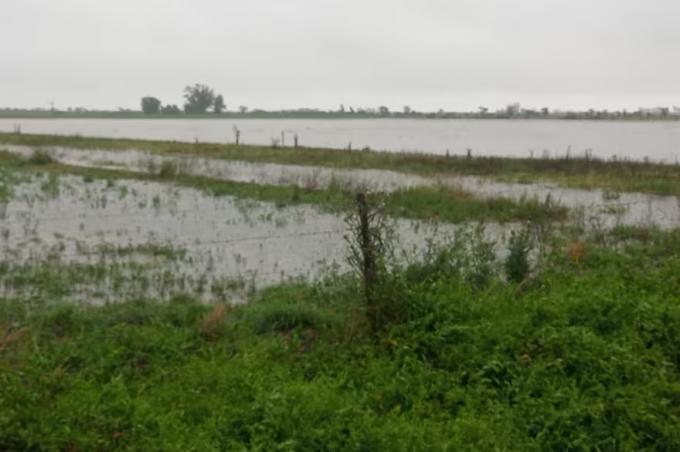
[
  {"xmin": 505, "ymin": 227, "xmax": 533, "ymax": 283},
  {"xmin": 27, "ymin": 149, "xmax": 54, "ymax": 165},
  {"xmin": 158, "ymin": 160, "xmax": 178, "ymax": 178}
]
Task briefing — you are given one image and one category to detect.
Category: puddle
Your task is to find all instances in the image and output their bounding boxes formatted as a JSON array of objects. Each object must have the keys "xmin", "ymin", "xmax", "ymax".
[
  {"xmin": 1, "ymin": 174, "xmax": 514, "ymax": 304},
  {"xmin": 3, "ymin": 144, "xmax": 679, "ymax": 229}
]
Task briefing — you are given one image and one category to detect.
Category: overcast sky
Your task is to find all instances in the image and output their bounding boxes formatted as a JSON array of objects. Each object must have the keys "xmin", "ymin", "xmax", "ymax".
[{"xmin": 2, "ymin": 0, "xmax": 679, "ymax": 111}]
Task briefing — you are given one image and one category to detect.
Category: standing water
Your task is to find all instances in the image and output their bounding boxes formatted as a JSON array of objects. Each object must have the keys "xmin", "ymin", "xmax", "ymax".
[{"xmin": 1, "ymin": 118, "xmax": 679, "ymax": 162}]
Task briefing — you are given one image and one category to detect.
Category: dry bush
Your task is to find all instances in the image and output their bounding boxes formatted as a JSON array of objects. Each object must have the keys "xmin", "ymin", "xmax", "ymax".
[{"xmin": 197, "ymin": 304, "xmax": 230, "ymax": 341}]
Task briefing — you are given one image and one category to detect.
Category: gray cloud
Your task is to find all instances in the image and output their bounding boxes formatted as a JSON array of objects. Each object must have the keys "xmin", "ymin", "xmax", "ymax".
[{"xmin": 2, "ymin": 0, "xmax": 679, "ymax": 111}]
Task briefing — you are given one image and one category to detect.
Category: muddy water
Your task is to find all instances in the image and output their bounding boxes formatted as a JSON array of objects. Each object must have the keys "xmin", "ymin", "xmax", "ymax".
[
  {"xmin": 5, "ymin": 145, "xmax": 680, "ymax": 229},
  {"xmin": 2, "ymin": 174, "xmax": 507, "ymax": 303},
  {"xmin": 1, "ymin": 118, "xmax": 679, "ymax": 162}
]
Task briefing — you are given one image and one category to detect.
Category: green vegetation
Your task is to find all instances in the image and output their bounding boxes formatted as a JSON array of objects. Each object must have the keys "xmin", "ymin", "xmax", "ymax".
[
  {"xmin": 141, "ymin": 97, "xmax": 161, "ymax": 114},
  {"xmin": 96, "ymin": 243, "xmax": 188, "ymax": 260},
  {"xmin": 0, "ymin": 169, "xmax": 13, "ymax": 202},
  {"xmin": 385, "ymin": 187, "xmax": 564, "ymax": 223},
  {"xmin": 0, "ymin": 151, "xmax": 568, "ymax": 224},
  {"xmin": 0, "ymin": 153, "xmax": 27, "ymax": 201},
  {"xmin": 2, "ymin": 227, "xmax": 679, "ymax": 450},
  {"xmin": 2, "ymin": 132, "xmax": 678, "ymax": 196}
]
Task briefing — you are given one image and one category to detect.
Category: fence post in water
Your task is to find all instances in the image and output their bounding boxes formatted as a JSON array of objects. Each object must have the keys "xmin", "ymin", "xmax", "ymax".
[
  {"xmin": 466, "ymin": 148, "xmax": 472, "ymax": 159},
  {"xmin": 233, "ymin": 126, "xmax": 240, "ymax": 145},
  {"xmin": 294, "ymin": 133, "xmax": 299, "ymax": 149},
  {"xmin": 281, "ymin": 131, "xmax": 285, "ymax": 147},
  {"xmin": 348, "ymin": 141, "xmax": 352, "ymax": 153}
]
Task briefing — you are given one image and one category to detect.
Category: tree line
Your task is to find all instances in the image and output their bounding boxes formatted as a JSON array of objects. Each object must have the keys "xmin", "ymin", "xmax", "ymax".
[
  {"xmin": 141, "ymin": 84, "xmax": 225, "ymax": 114},
  {"xmin": 140, "ymin": 90, "xmax": 680, "ymax": 120}
]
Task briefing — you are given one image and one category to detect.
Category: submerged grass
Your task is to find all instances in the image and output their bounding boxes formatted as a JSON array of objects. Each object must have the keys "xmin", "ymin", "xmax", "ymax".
[
  {"xmin": 0, "ymin": 150, "xmax": 568, "ymax": 223},
  {"xmin": 1, "ymin": 228, "xmax": 679, "ymax": 449},
  {"xmin": 2, "ymin": 132, "xmax": 679, "ymax": 196}
]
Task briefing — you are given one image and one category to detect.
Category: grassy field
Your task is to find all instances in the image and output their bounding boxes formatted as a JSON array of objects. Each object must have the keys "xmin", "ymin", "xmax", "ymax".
[
  {"xmin": 0, "ymin": 150, "xmax": 567, "ymax": 224},
  {"xmin": 1, "ymin": 225, "xmax": 679, "ymax": 450},
  {"xmin": 2, "ymin": 132, "xmax": 679, "ymax": 196}
]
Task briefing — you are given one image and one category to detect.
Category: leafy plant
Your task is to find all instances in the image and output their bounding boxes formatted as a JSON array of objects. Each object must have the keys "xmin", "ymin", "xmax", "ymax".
[{"xmin": 505, "ymin": 227, "xmax": 533, "ymax": 283}]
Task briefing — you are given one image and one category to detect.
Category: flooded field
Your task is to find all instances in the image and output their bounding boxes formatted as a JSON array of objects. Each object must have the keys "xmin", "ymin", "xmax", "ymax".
[
  {"xmin": 2, "ymin": 172, "xmax": 505, "ymax": 304},
  {"xmin": 1, "ymin": 141, "xmax": 678, "ymax": 305},
  {"xmin": 1, "ymin": 118, "xmax": 679, "ymax": 162},
  {"xmin": 4, "ymin": 144, "xmax": 680, "ymax": 229}
]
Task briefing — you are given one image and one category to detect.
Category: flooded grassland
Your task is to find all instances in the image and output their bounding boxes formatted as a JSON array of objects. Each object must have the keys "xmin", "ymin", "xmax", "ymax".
[
  {"xmin": 2, "ymin": 134, "xmax": 680, "ymax": 450},
  {"xmin": 1, "ymin": 138, "xmax": 678, "ymax": 305}
]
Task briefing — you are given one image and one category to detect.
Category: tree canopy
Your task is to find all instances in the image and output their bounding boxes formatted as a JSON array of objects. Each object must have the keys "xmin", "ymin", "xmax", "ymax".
[
  {"xmin": 141, "ymin": 97, "xmax": 161, "ymax": 114},
  {"xmin": 184, "ymin": 84, "xmax": 217, "ymax": 114},
  {"xmin": 161, "ymin": 104, "xmax": 181, "ymax": 114},
  {"xmin": 213, "ymin": 94, "xmax": 225, "ymax": 113}
]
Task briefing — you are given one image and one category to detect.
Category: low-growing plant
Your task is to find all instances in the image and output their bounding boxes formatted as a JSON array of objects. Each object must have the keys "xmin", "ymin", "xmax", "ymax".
[
  {"xmin": 27, "ymin": 149, "xmax": 55, "ymax": 165},
  {"xmin": 158, "ymin": 160, "xmax": 178, "ymax": 178},
  {"xmin": 197, "ymin": 303, "xmax": 231, "ymax": 341},
  {"xmin": 465, "ymin": 225, "xmax": 497, "ymax": 289},
  {"xmin": 505, "ymin": 226, "xmax": 533, "ymax": 283}
]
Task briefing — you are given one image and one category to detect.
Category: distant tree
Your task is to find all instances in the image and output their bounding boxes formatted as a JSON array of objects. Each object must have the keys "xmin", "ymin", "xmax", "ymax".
[
  {"xmin": 340, "ymin": 104, "xmax": 346, "ymax": 113},
  {"xmin": 183, "ymin": 84, "xmax": 216, "ymax": 114},
  {"xmin": 161, "ymin": 104, "xmax": 181, "ymax": 114},
  {"xmin": 238, "ymin": 105, "xmax": 248, "ymax": 114},
  {"xmin": 541, "ymin": 107, "xmax": 550, "ymax": 116},
  {"xmin": 506, "ymin": 103, "xmax": 521, "ymax": 117},
  {"xmin": 403, "ymin": 105, "xmax": 411, "ymax": 115},
  {"xmin": 213, "ymin": 95, "xmax": 225, "ymax": 113},
  {"xmin": 478, "ymin": 106, "xmax": 488, "ymax": 116},
  {"xmin": 378, "ymin": 106, "xmax": 390, "ymax": 116},
  {"xmin": 141, "ymin": 97, "xmax": 161, "ymax": 114}
]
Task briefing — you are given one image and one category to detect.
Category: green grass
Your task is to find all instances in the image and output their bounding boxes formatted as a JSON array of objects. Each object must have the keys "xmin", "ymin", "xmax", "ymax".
[
  {"xmin": 0, "ymin": 150, "xmax": 568, "ymax": 224},
  {"xmin": 2, "ymin": 132, "xmax": 679, "ymax": 196},
  {"xmin": 1, "ymin": 229, "xmax": 679, "ymax": 450},
  {"xmin": 0, "ymin": 170, "xmax": 13, "ymax": 202},
  {"xmin": 0, "ymin": 152, "xmax": 26, "ymax": 201},
  {"xmin": 96, "ymin": 243, "xmax": 187, "ymax": 260}
]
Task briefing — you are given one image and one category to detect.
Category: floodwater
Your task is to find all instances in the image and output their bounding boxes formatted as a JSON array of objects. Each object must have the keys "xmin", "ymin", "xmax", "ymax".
[
  {"xmin": 4, "ymin": 144, "xmax": 680, "ymax": 229},
  {"xmin": 1, "ymin": 118, "xmax": 679, "ymax": 162},
  {"xmin": 2, "ymin": 174, "xmax": 500, "ymax": 303}
]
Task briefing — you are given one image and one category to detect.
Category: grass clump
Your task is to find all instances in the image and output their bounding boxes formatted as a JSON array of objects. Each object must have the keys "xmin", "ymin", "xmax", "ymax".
[
  {"xmin": 0, "ymin": 164, "xmax": 17, "ymax": 202},
  {"xmin": 241, "ymin": 285, "xmax": 342, "ymax": 335},
  {"xmin": 27, "ymin": 149, "xmax": 55, "ymax": 165},
  {"xmin": 504, "ymin": 227, "xmax": 533, "ymax": 283},
  {"xmin": 384, "ymin": 186, "xmax": 568, "ymax": 223}
]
